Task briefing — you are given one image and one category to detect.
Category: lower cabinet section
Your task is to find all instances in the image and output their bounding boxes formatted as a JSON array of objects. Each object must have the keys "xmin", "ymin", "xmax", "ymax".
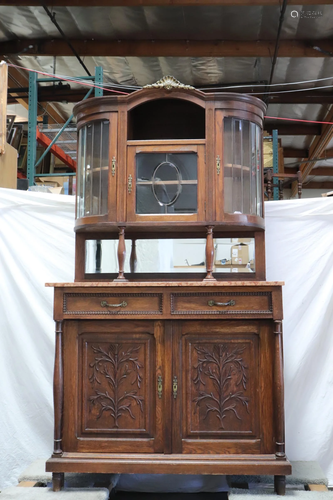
[{"xmin": 46, "ymin": 284, "xmax": 291, "ymax": 494}]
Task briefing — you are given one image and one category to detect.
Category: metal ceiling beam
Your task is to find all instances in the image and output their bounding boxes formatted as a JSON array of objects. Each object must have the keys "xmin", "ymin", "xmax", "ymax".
[
  {"xmin": 303, "ymin": 181, "xmax": 333, "ymax": 189},
  {"xmin": 310, "ymin": 167, "xmax": 333, "ymax": 176},
  {"xmin": 0, "ymin": 0, "xmax": 331, "ymax": 5},
  {"xmin": 285, "ymin": 167, "xmax": 333, "ymax": 176},
  {"xmin": 7, "ymin": 87, "xmax": 333, "ymax": 105},
  {"xmin": 1, "ymin": 39, "xmax": 333, "ymax": 58},
  {"xmin": 291, "ymin": 106, "xmax": 333, "ymax": 196},
  {"xmin": 283, "ymin": 148, "xmax": 308, "ymax": 158},
  {"xmin": 265, "ymin": 123, "xmax": 321, "ymax": 135},
  {"xmin": 283, "ymin": 147, "xmax": 333, "ymax": 158}
]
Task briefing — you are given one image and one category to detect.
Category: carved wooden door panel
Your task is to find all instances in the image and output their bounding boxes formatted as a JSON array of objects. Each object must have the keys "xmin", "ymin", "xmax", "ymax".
[
  {"xmin": 172, "ymin": 320, "xmax": 274, "ymax": 455},
  {"xmin": 63, "ymin": 320, "xmax": 164, "ymax": 453}
]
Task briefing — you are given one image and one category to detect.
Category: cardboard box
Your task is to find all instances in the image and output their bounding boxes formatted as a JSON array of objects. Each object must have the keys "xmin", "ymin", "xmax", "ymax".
[
  {"xmin": 231, "ymin": 244, "xmax": 249, "ymax": 265},
  {"xmin": 231, "ymin": 266, "xmax": 252, "ymax": 273},
  {"xmin": 231, "ymin": 238, "xmax": 252, "ymax": 243}
]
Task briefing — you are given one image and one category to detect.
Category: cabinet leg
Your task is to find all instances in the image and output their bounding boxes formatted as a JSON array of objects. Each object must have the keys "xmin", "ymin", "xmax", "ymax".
[
  {"xmin": 274, "ymin": 475, "xmax": 286, "ymax": 495},
  {"xmin": 52, "ymin": 472, "xmax": 64, "ymax": 492}
]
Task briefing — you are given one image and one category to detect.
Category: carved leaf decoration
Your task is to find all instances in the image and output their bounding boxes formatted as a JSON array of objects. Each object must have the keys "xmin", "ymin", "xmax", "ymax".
[
  {"xmin": 89, "ymin": 343, "xmax": 144, "ymax": 428},
  {"xmin": 143, "ymin": 75, "xmax": 194, "ymax": 90},
  {"xmin": 193, "ymin": 344, "xmax": 249, "ymax": 429}
]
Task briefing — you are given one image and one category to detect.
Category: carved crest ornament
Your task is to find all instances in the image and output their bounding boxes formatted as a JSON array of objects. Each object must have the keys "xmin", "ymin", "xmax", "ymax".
[{"xmin": 144, "ymin": 75, "xmax": 195, "ymax": 90}]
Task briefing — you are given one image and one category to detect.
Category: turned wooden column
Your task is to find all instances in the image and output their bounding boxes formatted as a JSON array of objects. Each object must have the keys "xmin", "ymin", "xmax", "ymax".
[
  {"xmin": 114, "ymin": 226, "xmax": 128, "ymax": 281},
  {"xmin": 130, "ymin": 238, "xmax": 137, "ymax": 273},
  {"xmin": 53, "ymin": 321, "xmax": 63, "ymax": 458},
  {"xmin": 203, "ymin": 226, "xmax": 216, "ymax": 281},
  {"xmin": 51, "ymin": 306, "xmax": 65, "ymax": 491},
  {"xmin": 52, "ymin": 321, "xmax": 64, "ymax": 491},
  {"xmin": 273, "ymin": 320, "xmax": 286, "ymax": 459},
  {"xmin": 95, "ymin": 239, "xmax": 102, "ymax": 273},
  {"xmin": 273, "ymin": 320, "xmax": 286, "ymax": 495}
]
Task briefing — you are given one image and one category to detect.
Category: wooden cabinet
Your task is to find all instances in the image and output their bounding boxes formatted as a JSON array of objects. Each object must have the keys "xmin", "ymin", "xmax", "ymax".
[
  {"xmin": 47, "ymin": 283, "xmax": 291, "ymax": 494},
  {"xmin": 46, "ymin": 79, "xmax": 290, "ymax": 494}
]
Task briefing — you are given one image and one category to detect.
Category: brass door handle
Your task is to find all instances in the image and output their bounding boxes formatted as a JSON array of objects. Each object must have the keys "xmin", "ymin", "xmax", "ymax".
[
  {"xmin": 208, "ymin": 300, "xmax": 236, "ymax": 307},
  {"xmin": 101, "ymin": 300, "xmax": 128, "ymax": 308},
  {"xmin": 157, "ymin": 375, "xmax": 163, "ymax": 399},
  {"xmin": 173, "ymin": 376, "xmax": 178, "ymax": 399}
]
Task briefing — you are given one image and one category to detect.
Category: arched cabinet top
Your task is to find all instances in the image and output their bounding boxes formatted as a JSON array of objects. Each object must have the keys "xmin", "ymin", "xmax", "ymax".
[{"xmin": 73, "ymin": 86, "xmax": 266, "ymax": 122}]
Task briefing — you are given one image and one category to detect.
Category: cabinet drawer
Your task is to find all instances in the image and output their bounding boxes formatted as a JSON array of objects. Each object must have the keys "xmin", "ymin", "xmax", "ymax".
[
  {"xmin": 170, "ymin": 292, "xmax": 272, "ymax": 316},
  {"xmin": 63, "ymin": 292, "xmax": 163, "ymax": 316}
]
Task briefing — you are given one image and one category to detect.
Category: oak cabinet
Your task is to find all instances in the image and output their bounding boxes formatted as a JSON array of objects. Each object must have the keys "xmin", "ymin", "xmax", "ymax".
[
  {"xmin": 47, "ymin": 283, "xmax": 290, "ymax": 493},
  {"xmin": 60, "ymin": 318, "xmax": 273, "ymax": 456},
  {"xmin": 46, "ymin": 79, "xmax": 290, "ymax": 494}
]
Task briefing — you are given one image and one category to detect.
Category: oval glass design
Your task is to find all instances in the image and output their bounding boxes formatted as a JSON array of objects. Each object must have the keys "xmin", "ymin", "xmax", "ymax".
[
  {"xmin": 136, "ymin": 152, "xmax": 198, "ymax": 215},
  {"xmin": 152, "ymin": 161, "xmax": 182, "ymax": 207}
]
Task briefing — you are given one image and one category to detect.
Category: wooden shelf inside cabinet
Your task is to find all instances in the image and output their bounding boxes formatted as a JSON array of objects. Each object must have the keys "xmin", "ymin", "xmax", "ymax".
[{"xmin": 47, "ymin": 79, "xmax": 290, "ymax": 494}]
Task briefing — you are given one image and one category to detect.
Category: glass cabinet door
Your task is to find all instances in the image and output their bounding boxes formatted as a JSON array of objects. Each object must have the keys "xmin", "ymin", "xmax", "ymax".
[
  {"xmin": 76, "ymin": 113, "xmax": 117, "ymax": 221},
  {"xmin": 223, "ymin": 117, "xmax": 262, "ymax": 217},
  {"xmin": 127, "ymin": 145, "xmax": 205, "ymax": 222},
  {"xmin": 215, "ymin": 111, "xmax": 263, "ymax": 221},
  {"xmin": 77, "ymin": 120, "xmax": 109, "ymax": 218}
]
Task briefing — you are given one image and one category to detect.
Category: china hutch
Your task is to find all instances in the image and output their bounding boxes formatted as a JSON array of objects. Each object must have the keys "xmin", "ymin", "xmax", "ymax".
[{"xmin": 46, "ymin": 77, "xmax": 291, "ymax": 494}]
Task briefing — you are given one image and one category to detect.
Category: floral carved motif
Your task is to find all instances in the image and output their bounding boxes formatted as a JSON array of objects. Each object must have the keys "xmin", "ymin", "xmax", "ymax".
[
  {"xmin": 89, "ymin": 343, "xmax": 144, "ymax": 428},
  {"xmin": 193, "ymin": 344, "xmax": 249, "ymax": 429}
]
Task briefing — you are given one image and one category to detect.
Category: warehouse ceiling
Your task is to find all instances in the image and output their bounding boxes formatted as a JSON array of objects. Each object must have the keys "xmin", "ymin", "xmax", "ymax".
[{"xmin": 1, "ymin": 0, "xmax": 333, "ymax": 194}]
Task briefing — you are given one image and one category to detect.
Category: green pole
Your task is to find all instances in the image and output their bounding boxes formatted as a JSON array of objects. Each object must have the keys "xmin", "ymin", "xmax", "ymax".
[{"xmin": 94, "ymin": 66, "xmax": 103, "ymax": 97}]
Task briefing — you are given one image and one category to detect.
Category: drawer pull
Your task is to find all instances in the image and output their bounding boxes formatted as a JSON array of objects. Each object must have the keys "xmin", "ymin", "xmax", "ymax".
[
  {"xmin": 157, "ymin": 375, "xmax": 163, "ymax": 399},
  {"xmin": 100, "ymin": 300, "xmax": 128, "ymax": 308},
  {"xmin": 208, "ymin": 299, "xmax": 236, "ymax": 307}
]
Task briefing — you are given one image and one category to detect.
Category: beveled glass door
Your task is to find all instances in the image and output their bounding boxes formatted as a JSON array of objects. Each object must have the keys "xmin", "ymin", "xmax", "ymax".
[{"xmin": 127, "ymin": 143, "xmax": 205, "ymax": 222}]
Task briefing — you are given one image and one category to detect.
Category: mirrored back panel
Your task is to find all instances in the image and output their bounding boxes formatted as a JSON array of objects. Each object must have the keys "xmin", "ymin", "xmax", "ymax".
[{"xmin": 85, "ymin": 238, "xmax": 255, "ymax": 276}]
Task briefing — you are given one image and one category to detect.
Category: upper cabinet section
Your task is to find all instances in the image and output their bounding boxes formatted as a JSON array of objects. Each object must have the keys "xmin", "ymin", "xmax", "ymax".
[{"xmin": 73, "ymin": 78, "xmax": 266, "ymax": 234}]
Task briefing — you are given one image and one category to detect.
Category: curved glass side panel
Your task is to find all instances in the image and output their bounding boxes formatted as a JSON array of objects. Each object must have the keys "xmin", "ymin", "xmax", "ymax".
[
  {"xmin": 224, "ymin": 117, "xmax": 262, "ymax": 217},
  {"xmin": 76, "ymin": 120, "xmax": 109, "ymax": 218}
]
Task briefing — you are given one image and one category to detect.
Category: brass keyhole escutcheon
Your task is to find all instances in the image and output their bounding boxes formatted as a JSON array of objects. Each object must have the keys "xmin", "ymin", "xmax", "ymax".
[
  {"xmin": 111, "ymin": 157, "xmax": 116, "ymax": 177},
  {"xmin": 128, "ymin": 174, "xmax": 133, "ymax": 194},
  {"xmin": 216, "ymin": 155, "xmax": 221, "ymax": 175},
  {"xmin": 173, "ymin": 376, "xmax": 178, "ymax": 399},
  {"xmin": 157, "ymin": 375, "xmax": 163, "ymax": 399}
]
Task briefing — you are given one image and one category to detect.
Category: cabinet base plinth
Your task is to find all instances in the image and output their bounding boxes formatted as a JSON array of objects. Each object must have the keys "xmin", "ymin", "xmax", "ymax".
[{"xmin": 46, "ymin": 453, "xmax": 291, "ymax": 477}]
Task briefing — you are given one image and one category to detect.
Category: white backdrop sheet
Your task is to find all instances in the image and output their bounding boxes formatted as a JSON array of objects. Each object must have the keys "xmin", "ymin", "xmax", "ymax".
[{"xmin": 1, "ymin": 188, "xmax": 333, "ymax": 490}]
